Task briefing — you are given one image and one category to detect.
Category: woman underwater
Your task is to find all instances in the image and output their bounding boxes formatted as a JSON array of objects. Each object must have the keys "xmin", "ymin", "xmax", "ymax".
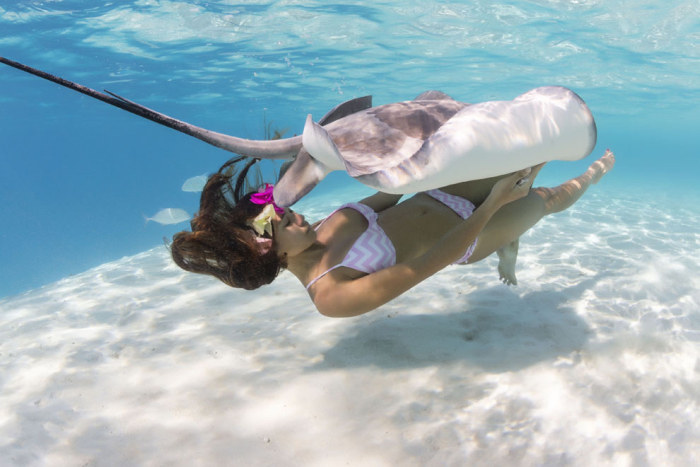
[{"xmin": 171, "ymin": 150, "xmax": 615, "ymax": 317}]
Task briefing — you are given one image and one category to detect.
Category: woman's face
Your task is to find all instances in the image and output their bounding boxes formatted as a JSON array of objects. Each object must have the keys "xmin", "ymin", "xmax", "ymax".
[{"xmin": 272, "ymin": 208, "xmax": 316, "ymax": 258}]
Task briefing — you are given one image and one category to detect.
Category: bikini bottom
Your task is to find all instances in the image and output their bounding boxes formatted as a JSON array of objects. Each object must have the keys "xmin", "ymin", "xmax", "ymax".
[{"xmin": 424, "ymin": 189, "xmax": 478, "ymax": 264}]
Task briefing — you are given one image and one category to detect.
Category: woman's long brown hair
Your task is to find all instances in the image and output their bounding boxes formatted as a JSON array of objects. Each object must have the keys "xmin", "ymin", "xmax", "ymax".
[{"xmin": 170, "ymin": 157, "xmax": 286, "ymax": 290}]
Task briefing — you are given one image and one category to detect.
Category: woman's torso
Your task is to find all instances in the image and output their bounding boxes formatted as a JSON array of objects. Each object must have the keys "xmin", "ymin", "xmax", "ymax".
[{"xmin": 311, "ymin": 193, "xmax": 470, "ymax": 282}]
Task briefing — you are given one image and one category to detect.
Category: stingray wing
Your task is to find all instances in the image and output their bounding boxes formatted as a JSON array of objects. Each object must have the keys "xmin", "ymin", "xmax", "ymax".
[
  {"xmin": 356, "ymin": 86, "xmax": 597, "ymax": 193},
  {"xmin": 413, "ymin": 90, "xmax": 459, "ymax": 101},
  {"xmin": 325, "ymin": 98, "xmax": 468, "ymax": 177}
]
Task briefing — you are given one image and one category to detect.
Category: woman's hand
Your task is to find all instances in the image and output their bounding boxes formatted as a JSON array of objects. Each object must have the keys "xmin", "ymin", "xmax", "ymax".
[{"xmin": 486, "ymin": 164, "xmax": 544, "ymax": 209}]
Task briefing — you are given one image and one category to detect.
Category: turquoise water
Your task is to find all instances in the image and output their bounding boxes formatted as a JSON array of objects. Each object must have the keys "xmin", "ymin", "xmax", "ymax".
[
  {"xmin": 1, "ymin": 3, "xmax": 700, "ymax": 464},
  {"xmin": 0, "ymin": 0, "xmax": 698, "ymax": 296}
]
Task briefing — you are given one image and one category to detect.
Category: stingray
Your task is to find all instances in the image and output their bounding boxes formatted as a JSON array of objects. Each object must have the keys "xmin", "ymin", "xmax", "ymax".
[{"xmin": 1, "ymin": 57, "xmax": 596, "ymax": 207}]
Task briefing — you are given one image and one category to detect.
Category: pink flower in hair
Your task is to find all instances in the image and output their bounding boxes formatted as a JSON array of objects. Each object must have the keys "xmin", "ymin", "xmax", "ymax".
[{"xmin": 250, "ymin": 184, "xmax": 284, "ymax": 215}]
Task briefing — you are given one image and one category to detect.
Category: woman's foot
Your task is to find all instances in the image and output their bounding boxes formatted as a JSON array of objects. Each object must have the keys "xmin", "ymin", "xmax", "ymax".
[
  {"xmin": 588, "ymin": 149, "xmax": 615, "ymax": 184},
  {"xmin": 497, "ymin": 238, "xmax": 519, "ymax": 286},
  {"xmin": 535, "ymin": 150, "xmax": 616, "ymax": 215}
]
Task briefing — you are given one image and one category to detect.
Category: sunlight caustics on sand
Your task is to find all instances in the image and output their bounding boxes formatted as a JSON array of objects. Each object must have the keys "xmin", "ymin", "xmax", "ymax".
[{"xmin": 1, "ymin": 190, "xmax": 698, "ymax": 465}]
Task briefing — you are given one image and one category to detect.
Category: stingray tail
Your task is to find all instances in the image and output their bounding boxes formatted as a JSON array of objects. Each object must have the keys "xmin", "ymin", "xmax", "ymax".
[
  {"xmin": 0, "ymin": 56, "xmax": 207, "ymax": 138},
  {"xmin": 0, "ymin": 56, "xmax": 302, "ymax": 159}
]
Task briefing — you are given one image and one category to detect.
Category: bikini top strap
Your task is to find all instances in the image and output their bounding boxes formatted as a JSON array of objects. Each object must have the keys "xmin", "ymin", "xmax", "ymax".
[
  {"xmin": 305, "ymin": 264, "xmax": 343, "ymax": 290},
  {"xmin": 313, "ymin": 202, "xmax": 374, "ymax": 231},
  {"xmin": 349, "ymin": 202, "xmax": 377, "ymax": 221}
]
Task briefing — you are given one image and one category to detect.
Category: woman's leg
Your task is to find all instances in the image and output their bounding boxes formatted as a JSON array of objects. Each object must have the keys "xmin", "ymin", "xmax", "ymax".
[
  {"xmin": 535, "ymin": 149, "xmax": 615, "ymax": 215},
  {"xmin": 468, "ymin": 150, "xmax": 615, "ymax": 282},
  {"xmin": 439, "ymin": 174, "xmax": 515, "ymax": 207}
]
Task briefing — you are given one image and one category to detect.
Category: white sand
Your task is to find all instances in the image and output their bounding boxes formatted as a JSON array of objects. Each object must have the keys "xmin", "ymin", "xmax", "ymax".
[{"xmin": 1, "ymin": 190, "xmax": 699, "ymax": 466}]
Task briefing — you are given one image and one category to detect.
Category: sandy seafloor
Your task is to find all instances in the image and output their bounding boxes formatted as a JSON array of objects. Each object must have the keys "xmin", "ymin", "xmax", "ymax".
[{"xmin": 1, "ymin": 185, "xmax": 699, "ymax": 466}]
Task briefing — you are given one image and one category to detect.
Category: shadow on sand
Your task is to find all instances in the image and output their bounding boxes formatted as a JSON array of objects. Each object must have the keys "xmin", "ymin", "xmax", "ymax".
[{"xmin": 309, "ymin": 275, "xmax": 605, "ymax": 373}]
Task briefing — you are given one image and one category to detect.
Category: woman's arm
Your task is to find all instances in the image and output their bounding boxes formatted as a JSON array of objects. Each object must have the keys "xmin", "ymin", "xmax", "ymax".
[
  {"xmin": 311, "ymin": 169, "xmax": 534, "ymax": 317},
  {"xmin": 358, "ymin": 192, "xmax": 403, "ymax": 212}
]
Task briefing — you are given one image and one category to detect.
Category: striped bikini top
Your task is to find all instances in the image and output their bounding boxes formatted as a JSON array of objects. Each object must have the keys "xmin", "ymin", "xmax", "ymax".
[{"xmin": 305, "ymin": 203, "xmax": 396, "ymax": 290}]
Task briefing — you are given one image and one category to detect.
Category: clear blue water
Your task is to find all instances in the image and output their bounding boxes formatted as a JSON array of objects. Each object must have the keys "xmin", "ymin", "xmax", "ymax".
[{"xmin": 0, "ymin": 0, "xmax": 698, "ymax": 298}]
